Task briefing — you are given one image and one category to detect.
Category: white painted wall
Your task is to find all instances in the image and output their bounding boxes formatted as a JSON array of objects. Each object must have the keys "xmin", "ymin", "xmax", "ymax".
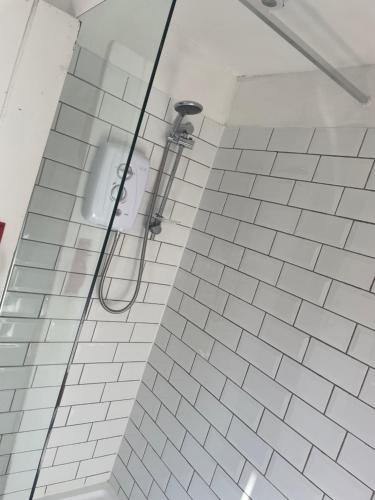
[
  {"xmin": 77, "ymin": 0, "xmax": 238, "ymax": 124},
  {"xmin": 0, "ymin": 1, "xmax": 79, "ymax": 299},
  {"xmin": 229, "ymin": 65, "xmax": 375, "ymax": 127}
]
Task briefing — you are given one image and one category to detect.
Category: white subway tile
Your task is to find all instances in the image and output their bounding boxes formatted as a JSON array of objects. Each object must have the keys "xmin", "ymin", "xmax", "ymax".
[
  {"xmin": 229, "ymin": 417, "xmax": 273, "ymax": 474},
  {"xmin": 316, "ymin": 245, "xmax": 375, "ymax": 290},
  {"xmin": 205, "ymin": 427, "xmax": 245, "ymax": 481},
  {"xmin": 237, "ymin": 150, "xmax": 276, "ymax": 175},
  {"xmin": 221, "ymin": 379, "xmax": 263, "ymax": 430},
  {"xmin": 213, "ymin": 148, "xmax": 241, "ymax": 171},
  {"xmin": 182, "ymin": 322, "xmax": 213, "ymax": 360},
  {"xmin": 267, "ymin": 453, "xmax": 323, "ymax": 500},
  {"xmin": 325, "ymin": 281, "xmax": 375, "ymax": 329},
  {"xmin": 235, "ymin": 127, "xmax": 273, "ymax": 150},
  {"xmin": 237, "ymin": 331, "xmax": 282, "ymax": 377},
  {"xmin": 190, "ymin": 355, "xmax": 226, "ymax": 398},
  {"xmin": 308, "ymin": 128, "xmax": 366, "ymax": 156},
  {"xmin": 359, "ymin": 128, "xmax": 375, "ymax": 157},
  {"xmin": 276, "ymin": 357, "xmax": 332, "ymax": 412},
  {"xmin": 304, "ymin": 339, "xmax": 367, "ymax": 395},
  {"xmin": 256, "ymin": 202, "xmax": 301, "ymax": 233},
  {"xmin": 90, "ymin": 418, "xmax": 128, "ymax": 441},
  {"xmin": 211, "ymin": 467, "xmax": 248, "ymax": 500},
  {"xmin": 243, "ymin": 366, "xmax": 291, "ymax": 418},
  {"xmin": 224, "ymin": 295, "xmax": 264, "ymax": 335},
  {"xmin": 220, "ymin": 171, "xmax": 255, "ymax": 196},
  {"xmin": 156, "ymin": 405, "xmax": 185, "ymax": 449},
  {"xmin": 205, "ymin": 310, "xmax": 242, "ymax": 350},
  {"xmin": 55, "ymin": 441, "xmax": 96, "ymax": 465},
  {"xmin": 0, "ymin": 344, "xmax": 27, "ymax": 367},
  {"xmin": 260, "ymin": 315, "xmax": 309, "ymax": 361},
  {"xmin": 140, "ymin": 413, "xmax": 166, "ymax": 455},
  {"xmin": 196, "ymin": 387, "xmax": 232, "ymax": 435},
  {"xmin": 223, "ymin": 195, "xmax": 260, "ymax": 223},
  {"xmin": 338, "ymin": 188, "xmax": 375, "ymax": 225},
  {"xmin": 271, "ymin": 233, "xmax": 321, "ymax": 270},
  {"xmin": 338, "ymin": 434, "xmax": 375, "ymax": 490},
  {"xmin": 258, "ymin": 411, "xmax": 311, "ymax": 470},
  {"xmin": 143, "ymin": 446, "xmax": 170, "ymax": 491},
  {"xmin": 179, "ymin": 295, "xmax": 209, "ymax": 329},
  {"xmin": 170, "ymin": 364, "xmax": 199, "ymax": 405},
  {"xmin": 219, "ymin": 266, "xmax": 258, "ymax": 303},
  {"xmin": 349, "ymin": 325, "xmax": 375, "ymax": 368},
  {"xmin": 239, "ymin": 461, "xmax": 286, "ymax": 500},
  {"xmin": 286, "ymin": 396, "xmax": 345, "ymax": 459},
  {"xmin": 346, "ymin": 221, "xmax": 375, "ymax": 258},
  {"xmin": 187, "ymin": 229, "xmax": 213, "ymax": 256},
  {"xmin": 278, "ymin": 263, "xmax": 331, "ymax": 306},
  {"xmin": 102, "ymin": 381, "xmax": 139, "ymax": 402},
  {"xmin": 220, "ymin": 126, "xmax": 239, "ymax": 148},
  {"xmin": 314, "ymin": 156, "xmax": 373, "ymax": 188},
  {"xmin": 206, "ymin": 213, "xmax": 239, "ymax": 241},
  {"xmin": 296, "ymin": 301, "xmax": 354, "ymax": 351},
  {"xmin": 305, "ymin": 448, "xmax": 371, "ymax": 500},
  {"xmin": 289, "ymin": 181, "xmax": 343, "ymax": 214},
  {"xmin": 295, "ymin": 211, "xmax": 352, "ymax": 247},
  {"xmin": 153, "ymin": 376, "xmax": 181, "ymax": 414},
  {"xmin": 189, "ymin": 473, "xmax": 218, "ymax": 500},
  {"xmin": 240, "ymin": 249, "xmax": 282, "ymax": 285},
  {"xmin": 360, "ymin": 368, "xmax": 375, "ymax": 406},
  {"xmin": 269, "ymin": 127, "xmax": 314, "ymax": 153},
  {"xmin": 271, "ymin": 153, "xmax": 319, "ymax": 181},
  {"xmin": 254, "ymin": 282, "xmax": 301, "ymax": 324},
  {"xmin": 167, "ymin": 335, "xmax": 195, "ymax": 371},
  {"xmin": 235, "ymin": 222, "xmax": 275, "ymax": 254},
  {"xmin": 251, "ymin": 175, "xmax": 294, "ymax": 204},
  {"xmin": 209, "ymin": 238, "xmax": 244, "ymax": 269},
  {"xmin": 192, "ymin": 255, "xmax": 224, "ymax": 285},
  {"xmin": 209, "ymin": 342, "xmax": 248, "ymax": 385},
  {"xmin": 29, "ymin": 186, "xmax": 74, "ymax": 221},
  {"xmin": 327, "ymin": 388, "xmax": 375, "ymax": 448},
  {"xmin": 114, "ymin": 343, "xmax": 151, "ymax": 362},
  {"xmin": 162, "ymin": 306, "xmax": 186, "ymax": 338},
  {"xmin": 181, "ymin": 434, "xmax": 216, "ymax": 483},
  {"xmin": 127, "ymin": 452, "xmax": 153, "ymax": 496},
  {"xmin": 57, "ymin": 105, "xmax": 111, "ymax": 145},
  {"xmin": 162, "ymin": 441, "xmax": 193, "ymax": 489},
  {"xmin": 75, "ymin": 49, "xmax": 127, "ymax": 97}
]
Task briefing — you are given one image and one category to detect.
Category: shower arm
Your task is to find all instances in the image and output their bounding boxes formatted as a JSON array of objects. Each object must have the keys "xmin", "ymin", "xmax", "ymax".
[{"xmin": 238, "ymin": 0, "xmax": 370, "ymax": 105}]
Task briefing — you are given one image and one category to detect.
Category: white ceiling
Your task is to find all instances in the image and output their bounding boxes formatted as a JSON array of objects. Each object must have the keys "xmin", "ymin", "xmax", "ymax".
[{"xmin": 168, "ymin": 0, "xmax": 375, "ymax": 77}]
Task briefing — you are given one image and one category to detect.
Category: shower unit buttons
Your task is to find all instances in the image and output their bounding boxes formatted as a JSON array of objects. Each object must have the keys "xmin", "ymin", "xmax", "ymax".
[{"xmin": 82, "ymin": 143, "xmax": 150, "ymax": 233}]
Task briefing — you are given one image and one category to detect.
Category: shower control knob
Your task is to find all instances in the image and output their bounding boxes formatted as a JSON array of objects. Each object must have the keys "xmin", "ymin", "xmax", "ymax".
[{"xmin": 117, "ymin": 164, "xmax": 134, "ymax": 180}]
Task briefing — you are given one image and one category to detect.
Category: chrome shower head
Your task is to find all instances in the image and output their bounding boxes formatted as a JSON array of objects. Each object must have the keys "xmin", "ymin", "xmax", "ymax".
[
  {"xmin": 174, "ymin": 101, "xmax": 203, "ymax": 117},
  {"xmin": 171, "ymin": 100, "xmax": 203, "ymax": 139}
]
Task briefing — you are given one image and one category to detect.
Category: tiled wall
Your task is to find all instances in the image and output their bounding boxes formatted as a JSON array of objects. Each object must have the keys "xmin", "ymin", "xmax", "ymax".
[
  {"xmin": 0, "ymin": 46, "xmax": 222, "ymax": 499},
  {"xmin": 111, "ymin": 125, "xmax": 375, "ymax": 500}
]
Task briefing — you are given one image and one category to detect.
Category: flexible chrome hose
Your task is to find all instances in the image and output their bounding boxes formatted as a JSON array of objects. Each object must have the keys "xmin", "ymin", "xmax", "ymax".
[{"xmin": 98, "ymin": 140, "xmax": 172, "ymax": 314}]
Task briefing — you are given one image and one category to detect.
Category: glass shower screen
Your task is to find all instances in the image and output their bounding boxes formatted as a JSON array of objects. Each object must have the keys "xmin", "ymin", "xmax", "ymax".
[{"xmin": 0, "ymin": 0, "xmax": 176, "ymax": 498}]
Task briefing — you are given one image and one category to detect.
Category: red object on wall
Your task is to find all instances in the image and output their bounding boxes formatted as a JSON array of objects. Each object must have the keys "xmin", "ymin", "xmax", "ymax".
[{"xmin": 0, "ymin": 222, "xmax": 5, "ymax": 243}]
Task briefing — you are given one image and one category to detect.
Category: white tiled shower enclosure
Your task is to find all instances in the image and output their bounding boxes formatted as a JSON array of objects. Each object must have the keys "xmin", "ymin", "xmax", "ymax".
[
  {"xmin": 0, "ymin": 46, "xmax": 222, "ymax": 498},
  {"xmin": 1, "ymin": 44, "xmax": 375, "ymax": 500},
  {"xmin": 110, "ymin": 125, "xmax": 375, "ymax": 500}
]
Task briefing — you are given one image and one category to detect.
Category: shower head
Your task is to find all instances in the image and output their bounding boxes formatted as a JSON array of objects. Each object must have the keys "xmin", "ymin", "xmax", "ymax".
[
  {"xmin": 170, "ymin": 100, "xmax": 203, "ymax": 139},
  {"xmin": 174, "ymin": 101, "xmax": 203, "ymax": 117}
]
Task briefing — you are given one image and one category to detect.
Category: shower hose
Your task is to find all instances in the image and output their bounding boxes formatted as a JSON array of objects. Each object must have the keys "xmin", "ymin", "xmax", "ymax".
[{"xmin": 98, "ymin": 141, "xmax": 172, "ymax": 314}]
